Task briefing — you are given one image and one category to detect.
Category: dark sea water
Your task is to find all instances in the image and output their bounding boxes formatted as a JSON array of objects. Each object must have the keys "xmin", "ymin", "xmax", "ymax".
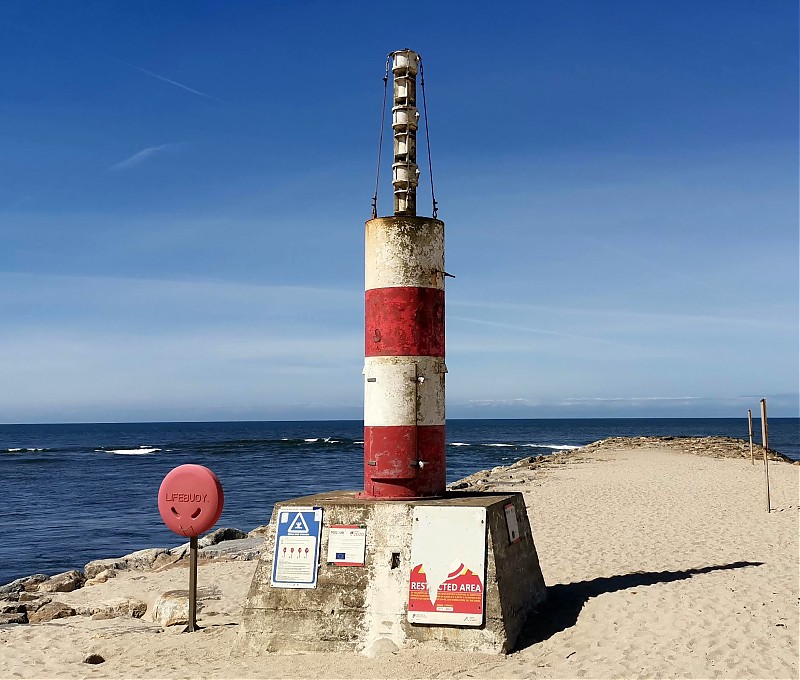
[{"xmin": 1, "ymin": 418, "xmax": 797, "ymax": 586}]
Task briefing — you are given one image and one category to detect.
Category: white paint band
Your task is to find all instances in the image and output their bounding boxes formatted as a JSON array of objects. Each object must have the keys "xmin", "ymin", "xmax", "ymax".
[
  {"xmin": 363, "ymin": 356, "xmax": 446, "ymax": 427},
  {"xmin": 365, "ymin": 217, "xmax": 445, "ymax": 291}
]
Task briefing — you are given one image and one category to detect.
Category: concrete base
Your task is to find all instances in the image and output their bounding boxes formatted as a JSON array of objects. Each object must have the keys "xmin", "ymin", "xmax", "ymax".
[{"xmin": 236, "ymin": 490, "xmax": 546, "ymax": 655}]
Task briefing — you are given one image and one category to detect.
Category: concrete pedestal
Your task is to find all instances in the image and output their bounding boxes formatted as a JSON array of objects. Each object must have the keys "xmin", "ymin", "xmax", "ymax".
[{"xmin": 236, "ymin": 490, "xmax": 546, "ymax": 655}]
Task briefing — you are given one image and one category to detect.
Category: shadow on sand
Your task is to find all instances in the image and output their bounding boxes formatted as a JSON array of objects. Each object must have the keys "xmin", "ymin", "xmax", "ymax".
[{"xmin": 515, "ymin": 560, "xmax": 764, "ymax": 651}]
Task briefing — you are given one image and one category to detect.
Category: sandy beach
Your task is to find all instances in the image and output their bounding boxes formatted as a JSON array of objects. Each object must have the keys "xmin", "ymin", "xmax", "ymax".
[{"xmin": 1, "ymin": 437, "xmax": 797, "ymax": 679}]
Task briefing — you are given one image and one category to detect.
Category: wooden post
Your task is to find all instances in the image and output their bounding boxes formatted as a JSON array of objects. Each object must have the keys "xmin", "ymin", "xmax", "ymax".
[
  {"xmin": 760, "ymin": 399, "xmax": 770, "ymax": 513},
  {"xmin": 747, "ymin": 409, "xmax": 754, "ymax": 465},
  {"xmin": 184, "ymin": 535, "xmax": 200, "ymax": 632}
]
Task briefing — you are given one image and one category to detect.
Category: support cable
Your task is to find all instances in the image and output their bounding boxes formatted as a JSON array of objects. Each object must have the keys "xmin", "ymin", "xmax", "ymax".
[
  {"xmin": 371, "ymin": 57, "xmax": 391, "ymax": 219},
  {"xmin": 419, "ymin": 58, "xmax": 438, "ymax": 219}
]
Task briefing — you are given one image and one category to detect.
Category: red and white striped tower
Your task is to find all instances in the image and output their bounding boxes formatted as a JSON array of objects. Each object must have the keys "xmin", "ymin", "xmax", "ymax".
[{"xmin": 363, "ymin": 49, "xmax": 446, "ymax": 499}]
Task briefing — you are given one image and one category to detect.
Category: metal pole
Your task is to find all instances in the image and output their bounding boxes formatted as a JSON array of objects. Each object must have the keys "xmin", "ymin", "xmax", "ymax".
[
  {"xmin": 760, "ymin": 399, "xmax": 770, "ymax": 513},
  {"xmin": 185, "ymin": 535, "xmax": 199, "ymax": 632},
  {"xmin": 391, "ymin": 49, "xmax": 420, "ymax": 216},
  {"xmin": 747, "ymin": 409, "xmax": 754, "ymax": 465}
]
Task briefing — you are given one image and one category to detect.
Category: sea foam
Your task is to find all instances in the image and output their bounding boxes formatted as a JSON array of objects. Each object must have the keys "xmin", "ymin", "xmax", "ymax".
[{"xmin": 102, "ymin": 447, "xmax": 161, "ymax": 456}]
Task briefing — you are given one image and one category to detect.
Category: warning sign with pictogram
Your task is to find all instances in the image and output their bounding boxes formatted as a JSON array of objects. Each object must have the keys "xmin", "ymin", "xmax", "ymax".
[
  {"xmin": 270, "ymin": 506, "xmax": 323, "ymax": 589},
  {"xmin": 287, "ymin": 513, "xmax": 310, "ymax": 534}
]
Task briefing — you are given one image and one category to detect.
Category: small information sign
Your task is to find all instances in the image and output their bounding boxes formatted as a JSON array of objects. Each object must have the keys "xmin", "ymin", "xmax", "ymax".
[
  {"xmin": 270, "ymin": 506, "xmax": 323, "ymax": 589},
  {"xmin": 326, "ymin": 525, "xmax": 367, "ymax": 566},
  {"xmin": 504, "ymin": 503, "xmax": 520, "ymax": 544}
]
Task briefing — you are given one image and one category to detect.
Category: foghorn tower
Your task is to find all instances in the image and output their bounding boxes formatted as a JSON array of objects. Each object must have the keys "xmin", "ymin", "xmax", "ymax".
[
  {"xmin": 238, "ymin": 49, "xmax": 547, "ymax": 657},
  {"xmin": 363, "ymin": 49, "xmax": 446, "ymax": 498}
]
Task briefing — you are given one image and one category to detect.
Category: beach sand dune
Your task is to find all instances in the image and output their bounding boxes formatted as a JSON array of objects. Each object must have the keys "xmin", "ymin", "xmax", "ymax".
[{"xmin": 1, "ymin": 441, "xmax": 797, "ymax": 679}]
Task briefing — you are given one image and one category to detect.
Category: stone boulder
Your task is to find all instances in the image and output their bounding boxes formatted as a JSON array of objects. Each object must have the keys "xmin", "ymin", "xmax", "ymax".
[
  {"xmin": 199, "ymin": 527, "xmax": 248, "ymax": 547},
  {"xmin": 0, "ymin": 574, "xmax": 49, "ymax": 599},
  {"xmin": 38, "ymin": 570, "xmax": 86, "ymax": 593},
  {"xmin": 151, "ymin": 590, "xmax": 195, "ymax": 627},
  {"xmin": 21, "ymin": 596, "xmax": 52, "ymax": 612},
  {"xmin": 170, "ymin": 527, "xmax": 250, "ymax": 559},
  {"xmin": 85, "ymin": 569, "xmax": 116, "ymax": 587},
  {"xmin": 85, "ymin": 548, "xmax": 171, "ymax": 579},
  {"xmin": 86, "ymin": 597, "xmax": 147, "ymax": 620},
  {"xmin": 17, "ymin": 591, "xmax": 44, "ymax": 603},
  {"xmin": 170, "ymin": 530, "xmax": 264, "ymax": 562},
  {"xmin": 199, "ymin": 537, "xmax": 265, "ymax": 561},
  {"xmin": 28, "ymin": 601, "xmax": 76, "ymax": 624},
  {"xmin": 0, "ymin": 602, "xmax": 28, "ymax": 625}
]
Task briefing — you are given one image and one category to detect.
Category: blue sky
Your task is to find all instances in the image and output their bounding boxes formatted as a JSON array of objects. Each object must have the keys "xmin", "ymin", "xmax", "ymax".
[{"xmin": 1, "ymin": 1, "xmax": 797, "ymax": 423}]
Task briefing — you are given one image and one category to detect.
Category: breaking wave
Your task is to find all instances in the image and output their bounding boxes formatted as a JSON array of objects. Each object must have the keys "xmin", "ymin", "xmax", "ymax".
[{"xmin": 98, "ymin": 447, "xmax": 161, "ymax": 456}]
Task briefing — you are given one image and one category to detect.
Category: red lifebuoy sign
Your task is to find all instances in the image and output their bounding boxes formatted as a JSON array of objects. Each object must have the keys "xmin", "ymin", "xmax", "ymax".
[{"xmin": 158, "ymin": 465, "xmax": 224, "ymax": 537}]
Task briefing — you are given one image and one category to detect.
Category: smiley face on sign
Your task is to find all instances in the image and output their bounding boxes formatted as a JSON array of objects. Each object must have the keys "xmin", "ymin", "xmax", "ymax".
[{"xmin": 158, "ymin": 465, "xmax": 224, "ymax": 537}]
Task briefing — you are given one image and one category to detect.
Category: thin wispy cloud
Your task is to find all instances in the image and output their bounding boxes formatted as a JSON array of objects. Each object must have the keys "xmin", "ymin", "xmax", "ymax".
[
  {"xmin": 449, "ymin": 315, "xmax": 646, "ymax": 351},
  {"xmin": 450, "ymin": 298, "xmax": 791, "ymax": 330},
  {"xmin": 6, "ymin": 195, "xmax": 34, "ymax": 210},
  {"xmin": 126, "ymin": 63, "xmax": 228, "ymax": 104},
  {"xmin": 112, "ymin": 144, "xmax": 171, "ymax": 170},
  {"xmin": 0, "ymin": 20, "xmax": 227, "ymax": 105}
]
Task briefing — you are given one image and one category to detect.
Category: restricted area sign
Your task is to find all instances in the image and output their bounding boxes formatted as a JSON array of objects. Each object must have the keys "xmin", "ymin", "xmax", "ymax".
[
  {"xmin": 407, "ymin": 506, "xmax": 486, "ymax": 626},
  {"xmin": 158, "ymin": 464, "xmax": 224, "ymax": 538},
  {"xmin": 270, "ymin": 506, "xmax": 323, "ymax": 589}
]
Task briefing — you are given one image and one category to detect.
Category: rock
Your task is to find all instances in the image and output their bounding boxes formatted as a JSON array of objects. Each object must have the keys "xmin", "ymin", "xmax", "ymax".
[
  {"xmin": 84, "ymin": 654, "xmax": 105, "ymax": 665},
  {"xmin": 199, "ymin": 537, "xmax": 265, "ymax": 561},
  {"xmin": 169, "ymin": 543, "xmax": 190, "ymax": 559},
  {"xmin": 509, "ymin": 456, "xmax": 534, "ymax": 468},
  {"xmin": 0, "ymin": 574, "xmax": 48, "ymax": 598},
  {"xmin": 85, "ymin": 569, "xmax": 116, "ymax": 586},
  {"xmin": 171, "ymin": 536, "xmax": 264, "ymax": 562},
  {"xmin": 198, "ymin": 527, "xmax": 247, "ymax": 548},
  {"xmin": 25, "ymin": 597, "xmax": 53, "ymax": 612},
  {"xmin": 85, "ymin": 548, "xmax": 171, "ymax": 578},
  {"xmin": 88, "ymin": 597, "xmax": 147, "ymax": 620},
  {"xmin": 17, "ymin": 592, "xmax": 43, "ymax": 602},
  {"xmin": 0, "ymin": 613, "xmax": 28, "ymax": 624},
  {"xmin": 0, "ymin": 606, "xmax": 28, "ymax": 624},
  {"xmin": 152, "ymin": 590, "xmax": 192, "ymax": 627},
  {"xmin": 84, "ymin": 558, "xmax": 123, "ymax": 579},
  {"xmin": 171, "ymin": 528, "xmax": 250, "ymax": 559},
  {"xmin": 0, "ymin": 602, "xmax": 28, "ymax": 624},
  {"xmin": 38, "ymin": 570, "xmax": 85, "ymax": 593},
  {"xmin": 247, "ymin": 525, "xmax": 269, "ymax": 538},
  {"xmin": 28, "ymin": 601, "xmax": 76, "ymax": 624}
]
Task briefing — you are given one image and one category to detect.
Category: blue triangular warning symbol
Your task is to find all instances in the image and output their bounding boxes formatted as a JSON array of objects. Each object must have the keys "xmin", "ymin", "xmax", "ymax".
[{"xmin": 287, "ymin": 512, "xmax": 310, "ymax": 535}]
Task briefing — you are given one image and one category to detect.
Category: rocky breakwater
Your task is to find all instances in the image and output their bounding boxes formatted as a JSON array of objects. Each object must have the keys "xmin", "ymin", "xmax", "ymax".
[
  {"xmin": 0, "ymin": 527, "xmax": 266, "ymax": 627},
  {"xmin": 447, "ymin": 436, "xmax": 796, "ymax": 494},
  {"xmin": 576, "ymin": 435, "xmax": 795, "ymax": 463}
]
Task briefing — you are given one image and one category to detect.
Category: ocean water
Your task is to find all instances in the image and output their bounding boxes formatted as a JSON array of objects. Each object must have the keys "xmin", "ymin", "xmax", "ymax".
[{"xmin": 1, "ymin": 418, "xmax": 797, "ymax": 586}]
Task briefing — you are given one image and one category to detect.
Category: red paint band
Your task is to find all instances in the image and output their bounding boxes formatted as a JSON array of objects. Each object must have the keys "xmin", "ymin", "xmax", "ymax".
[
  {"xmin": 363, "ymin": 425, "xmax": 446, "ymax": 498},
  {"xmin": 365, "ymin": 287, "xmax": 444, "ymax": 357}
]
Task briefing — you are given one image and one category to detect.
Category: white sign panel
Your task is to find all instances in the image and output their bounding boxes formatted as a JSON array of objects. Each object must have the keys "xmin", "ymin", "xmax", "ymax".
[
  {"xmin": 326, "ymin": 525, "xmax": 367, "ymax": 566},
  {"xmin": 270, "ymin": 506, "xmax": 322, "ymax": 589},
  {"xmin": 408, "ymin": 506, "xmax": 486, "ymax": 626}
]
